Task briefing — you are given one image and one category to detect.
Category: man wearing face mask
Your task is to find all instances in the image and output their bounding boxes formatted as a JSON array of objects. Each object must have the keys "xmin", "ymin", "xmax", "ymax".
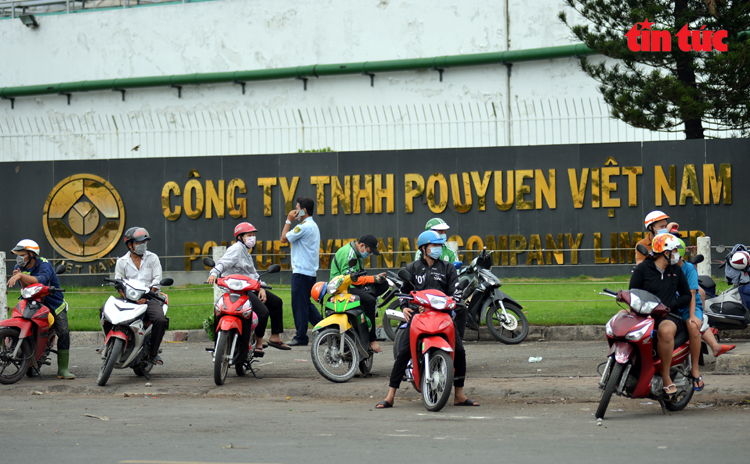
[
  {"xmin": 413, "ymin": 218, "xmax": 459, "ymax": 264},
  {"xmin": 208, "ymin": 222, "xmax": 288, "ymax": 354},
  {"xmin": 629, "ymin": 233, "xmax": 692, "ymax": 395},
  {"xmin": 330, "ymin": 235, "xmax": 387, "ymax": 352},
  {"xmin": 635, "ymin": 210, "xmax": 673, "ymax": 264},
  {"xmin": 106, "ymin": 227, "xmax": 168, "ymax": 365},
  {"xmin": 8, "ymin": 239, "xmax": 75, "ymax": 379}
]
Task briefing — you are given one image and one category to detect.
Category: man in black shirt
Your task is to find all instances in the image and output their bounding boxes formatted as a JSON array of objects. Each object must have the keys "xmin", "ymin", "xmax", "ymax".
[
  {"xmin": 630, "ymin": 233, "xmax": 693, "ymax": 394},
  {"xmin": 376, "ymin": 231, "xmax": 478, "ymax": 408}
]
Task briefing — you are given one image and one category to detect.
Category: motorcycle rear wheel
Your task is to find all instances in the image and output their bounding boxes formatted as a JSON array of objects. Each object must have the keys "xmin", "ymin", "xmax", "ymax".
[
  {"xmin": 392, "ymin": 326, "xmax": 408, "ymax": 360},
  {"xmin": 485, "ymin": 300, "xmax": 529, "ymax": 344},
  {"xmin": 97, "ymin": 338, "xmax": 124, "ymax": 386},
  {"xmin": 595, "ymin": 361, "xmax": 624, "ymax": 419},
  {"xmin": 359, "ymin": 351, "xmax": 374, "ymax": 375},
  {"xmin": 311, "ymin": 328, "xmax": 359, "ymax": 383},
  {"xmin": 421, "ymin": 350, "xmax": 454, "ymax": 412},
  {"xmin": 0, "ymin": 328, "xmax": 30, "ymax": 385},
  {"xmin": 214, "ymin": 330, "xmax": 231, "ymax": 386},
  {"xmin": 382, "ymin": 301, "xmax": 400, "ymax": 341}
]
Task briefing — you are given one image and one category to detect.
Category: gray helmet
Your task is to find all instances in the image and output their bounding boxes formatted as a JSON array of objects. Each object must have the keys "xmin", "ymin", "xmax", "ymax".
[{"xmin": 123, "ymin": 227, "xmax": 151, "ymax": 245}]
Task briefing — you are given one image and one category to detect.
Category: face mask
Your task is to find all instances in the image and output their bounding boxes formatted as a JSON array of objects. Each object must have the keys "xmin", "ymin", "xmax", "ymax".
[
  {"xmin": 656, "ymin": 228, "xmax": 668, "ymax": 235},
  {"xmin": 361, "ymin": 249, "xmax": 370, "ymax": 260},
  {"xmin": 16, "ymin": 255, "xmax": 27, "ymax": 267},
  {"xmin": 439, "ymin": 234, "xmax": 447, "ymax": 241},
  {"xmin": 670, "ymin": 252, "xmax": 680, "ymax": 265},
  {"xmin": 134, "ymin": 242, "xmax": 147, "ymax": 255},
  {"xmin": 244, "ymin": 236, "xmax": 257, "ymax": 248},
  {"xmin": 428, "ymin": 246, "xmax": 442, "ymax": 260}
]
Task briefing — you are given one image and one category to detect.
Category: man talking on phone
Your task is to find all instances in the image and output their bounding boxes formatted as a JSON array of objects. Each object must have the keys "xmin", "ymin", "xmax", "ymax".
[{"xmin": 280, "ymin": 197, "xmax": 322, "ymax": 346}]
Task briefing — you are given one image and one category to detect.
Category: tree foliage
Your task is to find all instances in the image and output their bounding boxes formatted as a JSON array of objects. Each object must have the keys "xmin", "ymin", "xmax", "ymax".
[{"xmin": 559, "ymin": 0, "xmax": 750, "ymax": 138}]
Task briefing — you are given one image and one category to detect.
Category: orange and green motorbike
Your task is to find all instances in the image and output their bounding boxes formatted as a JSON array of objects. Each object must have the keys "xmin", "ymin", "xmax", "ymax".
[{"xmin": 310, "ymin": 263, "xmax": 374, "ymax": 383}]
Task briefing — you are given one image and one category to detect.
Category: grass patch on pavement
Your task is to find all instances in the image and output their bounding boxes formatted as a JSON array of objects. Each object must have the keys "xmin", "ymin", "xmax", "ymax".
[{"xmin": 5, "ymin": 275, "xmax": 730, "ymax": 330}]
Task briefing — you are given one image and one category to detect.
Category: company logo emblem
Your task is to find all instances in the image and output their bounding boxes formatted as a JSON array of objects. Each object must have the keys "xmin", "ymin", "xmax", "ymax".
[
  {"xmin": 626, "ymin": 19, "xmax": 728, "ymax": 52},
  {"xmin": 43, "ymin": 174, "xmax": 125, "ymax": 262}
]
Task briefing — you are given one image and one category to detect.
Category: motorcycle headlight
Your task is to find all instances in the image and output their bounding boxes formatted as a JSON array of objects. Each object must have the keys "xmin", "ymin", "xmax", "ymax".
[
  {"xmin": 605, "ymin": 320, "xmax": 614, "ymax": 337},
  {"xmin": 214, "ymin": 304, "xmax": 222, "ymax": 317},
  {"xmin": 242, "ymin": 310, "xmax": 253, "ymax": 319},
  {"xmin": 125, "ymin": 287, "xmax": 144, "ymax": 302},
  {"xmin": 626, "ymin": 323, "xmax": 652, "ymax": 341},
  {"xmin": 414, "ymin": 294, "xmax": 429, "ymax": 306},
  {"xmin": 426, "ymin": 294, "xmax": 448, "ymax": 310},
  {"xmin": 20, "ymin": 285, "xmax": 43, "ymax": 299}
]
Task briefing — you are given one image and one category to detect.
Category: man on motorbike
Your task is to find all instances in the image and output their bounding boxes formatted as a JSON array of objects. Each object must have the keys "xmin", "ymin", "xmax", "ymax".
[
  {"xmin": 207, "ymin": 222, "xmax": 289, "ymax": 356},
  {"xmin": 629, "ymin": 234, "xmax": 693, "ymax": 395},
  {"xmin": 330, "ymin": 235, "xmax": 387, "ymax": 353},
  {"xmin": 7, "ymin": 239, "xmax": 75, "ymax": 379},
  {"xmin": 413, "ymin": 218, "xmax": 459, "ymax": 263},
  {"xmin": 635, "ymin": 210, "xmax": 678, "ymax": 264},
  {"xmin": 103, "ymin": 227, "xmax": 168, "ymax": 365},
  {"xmin": 376, "ymin": 230, "xmax": 479, "ymax": 408}
]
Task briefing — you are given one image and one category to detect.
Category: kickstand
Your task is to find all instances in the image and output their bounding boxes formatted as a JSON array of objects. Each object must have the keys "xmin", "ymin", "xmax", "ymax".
[
  {"xmin": 248, "ymin": 359, "xmax": 262, "ymax": 380},
  {"xmin": 658, "ymin": 399, "xmax": 670, "ymax": 415}
]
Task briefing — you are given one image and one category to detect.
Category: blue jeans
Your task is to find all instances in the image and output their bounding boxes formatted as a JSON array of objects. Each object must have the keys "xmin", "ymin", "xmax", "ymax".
[{"xmin": 291, "ymin": 273, "xmax": 322, "ymax": 344}]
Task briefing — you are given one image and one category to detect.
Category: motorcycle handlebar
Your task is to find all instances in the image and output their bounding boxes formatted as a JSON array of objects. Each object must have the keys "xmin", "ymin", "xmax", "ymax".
[
  {"xmin": 602, "ymin": 288, "xmax": 618, "ymax": 296},
  {"xmin": 148, "ymin": 292, "xmax": 166, "ymax": 304},
  {"xmin": 261, "ymin": 284, "xmax": 272, "ymax": 290}
]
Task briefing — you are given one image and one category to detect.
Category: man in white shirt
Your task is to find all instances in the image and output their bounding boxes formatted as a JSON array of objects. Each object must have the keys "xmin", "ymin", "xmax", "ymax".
[
  {"xmin": 102, "ymin": 227, "xmax": 168, "ymax": 365},
  {"xmin": 280, "ymin": 197, "xmax": 322, "ymax": 346}
]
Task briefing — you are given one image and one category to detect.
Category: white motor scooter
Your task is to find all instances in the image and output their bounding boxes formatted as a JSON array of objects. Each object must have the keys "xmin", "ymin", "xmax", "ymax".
[{"xmin": 97, "ymin": 277, "xmax": 173, "ymax": 386}]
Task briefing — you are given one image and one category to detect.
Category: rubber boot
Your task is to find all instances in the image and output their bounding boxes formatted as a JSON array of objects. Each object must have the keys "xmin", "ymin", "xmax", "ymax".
[{"xmin": 56, "ymin": 349, "xmax": 76, "ymax": 380}]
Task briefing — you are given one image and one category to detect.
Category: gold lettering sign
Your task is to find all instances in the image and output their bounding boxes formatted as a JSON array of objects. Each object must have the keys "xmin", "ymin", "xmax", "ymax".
[
  {"xmin": 404, "ymin": 173, "xmax": 425, "ymax": 213},
  {"xmin": 43, "ymin": 173, "xmax": 125, "ymax": 262}
]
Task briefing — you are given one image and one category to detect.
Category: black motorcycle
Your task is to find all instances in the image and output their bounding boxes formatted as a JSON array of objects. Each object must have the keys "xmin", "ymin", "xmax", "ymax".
[
  {"xmin": 459, "ymin": 248, "xmax": 528, "ymax": 344},
  {"xmin": 378, "ymin": 270, "xmax": 407, "ymax": 341}
]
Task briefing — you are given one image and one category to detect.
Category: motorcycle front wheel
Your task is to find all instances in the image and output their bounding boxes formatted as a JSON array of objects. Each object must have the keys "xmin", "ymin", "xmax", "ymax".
[
  {"xmin": 421, "ymin": 350, "xmax": 454, "ymax": 412},
  {"xmin": 97, "ymin": 338, "xmax": 124, "ymax": 386},
  {"xmin": 0, "ymin": 328, "xmax": 31, "ymax": 385},
  {"xmin": 595, "ymin": 360, "xmax": 624, "ymax": 419},
  {"xmin": 485, "ymin": 300, "xmax": 529, "ymax": 344},
  {"xmin": 311, "ymin": 328, "xmax": 359, "ymax": 383},
  {"xmin": 214, "ymin": 330, "xmax": 232, "ymax": 386}
]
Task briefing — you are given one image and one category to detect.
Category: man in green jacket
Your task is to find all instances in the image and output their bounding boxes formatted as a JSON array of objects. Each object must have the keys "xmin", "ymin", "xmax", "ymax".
[
  {"xmin": 414, "ymin": 218, "xmax": 459, "ymax": 264},
  {"xmin": 330, "ymin": 235, "xmax": 387, "ymax": 352}
]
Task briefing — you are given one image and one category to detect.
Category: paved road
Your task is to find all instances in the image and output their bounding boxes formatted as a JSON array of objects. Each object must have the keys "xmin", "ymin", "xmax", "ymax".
[{"xmin": 1, "ymin": 395, "xmax": 749, "ymax": 464}]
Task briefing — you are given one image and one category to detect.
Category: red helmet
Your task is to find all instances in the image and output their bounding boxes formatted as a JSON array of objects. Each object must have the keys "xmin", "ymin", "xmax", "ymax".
[
  {"xmin": 234, "ymin": 222, "xmax": 257, "ymax": 241},
  {"xmin": 311, "ymin": 281, "xmax": 328, "ymax": 304},
  {"xmin": 730, "ymin": 251, "xmax": 750, "ymax": 270}
]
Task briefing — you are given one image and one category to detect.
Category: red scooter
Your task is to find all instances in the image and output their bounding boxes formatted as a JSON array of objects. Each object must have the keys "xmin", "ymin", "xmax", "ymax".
[
  {"xmin": 0, "ymin": 264, "xmax": 66, "ymax": 384},
  {"xmin": 203, "ymin": 259, "xmax": 280, "ymax": 385},
  {"xmin": 596, "ymin": 287, "xmax": 704, "ymax": 419},
  {"xmin": 397, "ymin": 270, "xmax": 466, "ymax": 412}
]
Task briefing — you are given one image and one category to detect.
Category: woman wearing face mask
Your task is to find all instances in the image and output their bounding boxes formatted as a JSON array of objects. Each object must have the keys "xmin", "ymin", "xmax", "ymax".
[
  {"xmin": 207, "ymin": 223, "xmax": 289, "ymax": 357},
  {"xmin": 629, "ymin": 233, "xmax": 693, "ymax": 395}
]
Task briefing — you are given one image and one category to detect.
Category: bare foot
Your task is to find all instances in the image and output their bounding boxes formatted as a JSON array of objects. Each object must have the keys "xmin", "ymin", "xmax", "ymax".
[{"xmin": 369, "ymin": 342, "xmax": 382, "ymax": 353}]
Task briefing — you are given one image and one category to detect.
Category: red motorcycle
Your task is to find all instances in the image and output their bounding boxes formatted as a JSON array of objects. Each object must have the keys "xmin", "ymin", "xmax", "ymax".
[
  {"xmin": 397, "ymin": 270, "xmax": 465, "ymax": 412},
  {"xmin": 0, "ymin": 264, "xmax": 66, "ymax": 384},
  {"xmin": 203, "ymin": 259, "xmax": 280, "ymax": 385},
  {"xmin": 596, "ymin": 287, "xmax": 704, "ymax": 419}
]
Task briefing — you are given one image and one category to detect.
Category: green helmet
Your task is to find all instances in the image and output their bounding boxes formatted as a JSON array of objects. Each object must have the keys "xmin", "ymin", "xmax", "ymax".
[
  {"xmin": 425, "ymin": 218, "xmax": 450, "ymax": 232},
  {"xmin": 677, "ymin": 238, "xmax": 686, "ymax": 257}
]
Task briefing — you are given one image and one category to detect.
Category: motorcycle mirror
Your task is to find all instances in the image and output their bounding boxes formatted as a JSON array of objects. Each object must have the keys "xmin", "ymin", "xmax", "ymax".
[
  {"xmin": 203, "ymin": 257, "xmax": 216, "ymax": 267},
  {"xmin": 266, "ymin": 264, "xmax": 282, "ymax": 274},
  {"xmin": 160, "ymin": 278, "xmax": 174, "ymax": 286},
  {"xmin": 55, "ymin": 263, "xmax": 66, "ymax": 275},
  {"xmin": 691, "ymin": 254, "xmax": 704, "ymax": 265},
  {"xmin": 457, "ymin": 278, "xmax": 470, "ymax": 290},
  {"xmin": 453, "ymin": 261, "xmax": 463, "ymax": 270},
  {"xmin": 398, "ymin": 269, "xmax": 412, "ymax": 282},
  {"xmin": 715, "ymin": 245, "xmax": 726, "ymax": 253},
  {"xmin": 635, "ymin": 243, "xmax": 649, "ymax": 257}
]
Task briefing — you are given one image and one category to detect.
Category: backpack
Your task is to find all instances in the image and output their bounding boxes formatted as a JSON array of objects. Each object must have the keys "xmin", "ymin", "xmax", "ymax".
[{"xmin": 724, "ymin": 244, "xmax": 750, "ymax": 285}]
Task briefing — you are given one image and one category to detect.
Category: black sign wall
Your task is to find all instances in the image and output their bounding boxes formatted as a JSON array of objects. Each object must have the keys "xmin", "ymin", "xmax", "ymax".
[{"xmin": 1, "ymin": 138, "xmax": 747, "ymax": 284}]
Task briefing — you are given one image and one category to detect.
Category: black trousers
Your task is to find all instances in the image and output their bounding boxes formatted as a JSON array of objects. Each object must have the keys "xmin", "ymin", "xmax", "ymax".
[
  {"xmin": 101, "ymin": 298, "xmax": 166, "ymax": 358},
  {"xmin": 350, "ymin": 281, "xmax": 389, "ymax": 342},
  {"xmin": 388, "ymin": 318, "xmax": 466, "ymax": 389}
]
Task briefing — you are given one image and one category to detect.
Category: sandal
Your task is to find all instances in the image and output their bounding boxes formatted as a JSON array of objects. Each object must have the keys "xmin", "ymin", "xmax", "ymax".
[
  {"xmin": 715, "ymin": 345, "xmax": 736, "ymax": 357},
  {"xmin": 253, "ymin": 349, "xmax": 265, "ymax": 358},
  {"xmin": 375, "ymin": 400, "xmax": 393, "ymax": 409},
  {"xmin": 663, "ymin": 384, "xmax": 677, "ymax": 395},
  {"xmin": 691, "ymin": 375, "xmax": 705, "ymax": 392}
]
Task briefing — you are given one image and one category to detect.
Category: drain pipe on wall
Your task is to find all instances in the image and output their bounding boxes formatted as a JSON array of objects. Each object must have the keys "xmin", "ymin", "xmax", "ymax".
[{"xmin": 504, "ymin": 0, "xmax": 512, "ymax": 145}]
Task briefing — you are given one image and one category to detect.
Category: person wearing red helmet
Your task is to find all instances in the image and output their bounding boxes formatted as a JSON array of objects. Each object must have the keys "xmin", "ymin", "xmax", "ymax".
[{"xmin": 207, "ymin": 222, "xmax": 290, "ymax": 354}]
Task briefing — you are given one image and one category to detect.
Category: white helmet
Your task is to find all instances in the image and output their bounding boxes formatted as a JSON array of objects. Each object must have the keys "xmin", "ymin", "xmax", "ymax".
[
  {"xmin": 644, "ymin": 210, "xmax": 669, "ymax": 229},
  {"xmin": 11, "ymin": 239, "xmax": 40, "ymax": 257},
  {"xmin": 729, "ymin": 251, "xmax": 750, "ymax": 270}
]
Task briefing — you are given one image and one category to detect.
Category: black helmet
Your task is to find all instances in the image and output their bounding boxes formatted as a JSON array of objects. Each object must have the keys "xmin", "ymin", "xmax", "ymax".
[{"xmin": 123, "ymin": 227, "xmax": 151, "ymax": 245}]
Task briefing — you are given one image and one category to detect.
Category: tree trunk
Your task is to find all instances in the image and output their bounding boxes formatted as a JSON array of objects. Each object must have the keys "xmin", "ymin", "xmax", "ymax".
[{"xmin": 674, "ymin": 0, "xmax": 705, "ymax": 139}]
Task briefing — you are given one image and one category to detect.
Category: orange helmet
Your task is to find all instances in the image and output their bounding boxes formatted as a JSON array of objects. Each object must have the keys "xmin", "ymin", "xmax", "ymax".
[
  {"xmin": 652, "ymin": 234, "xmax": 682, "ymax": 254},
  {"xmin": 311, "ymin": 281, "xmax": 329, "ymax": 304}
]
